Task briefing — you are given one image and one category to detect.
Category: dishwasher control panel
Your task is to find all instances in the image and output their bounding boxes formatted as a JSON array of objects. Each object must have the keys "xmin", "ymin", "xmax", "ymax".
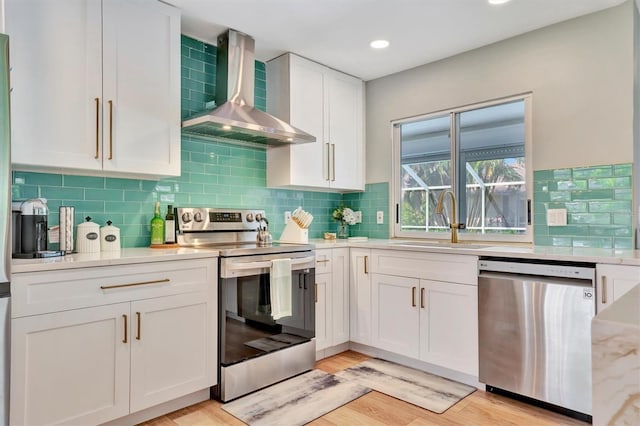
[{"xmin": 478, "ymin": 259, "xmax": 596, "ymax": 281}]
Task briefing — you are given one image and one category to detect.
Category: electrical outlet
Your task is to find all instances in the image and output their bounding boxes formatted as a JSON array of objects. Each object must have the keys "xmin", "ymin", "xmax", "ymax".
[
  {"xmin": 377, "ymin": 211, "xmax": 384, "ymax": 224},
  {"xmin": 546, "ymin": 208, "xmax": 567, "ymax": 226},
  {"xmin": 284, "ymin": 211, "xmax": 291, "ymax": 224},
  {"xmin": 354, "ymin": 211, "xmax": 362, "ymax": 223}
]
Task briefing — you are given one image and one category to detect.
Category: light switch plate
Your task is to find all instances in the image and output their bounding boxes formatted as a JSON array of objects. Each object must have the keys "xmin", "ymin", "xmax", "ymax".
[
  {"xmin": 547, "ymin": 208, "xmax": 567, "ymax": 226},
  {"xmin": 377, "ymin": 211, "xmax": 384, "ymax": 224}
]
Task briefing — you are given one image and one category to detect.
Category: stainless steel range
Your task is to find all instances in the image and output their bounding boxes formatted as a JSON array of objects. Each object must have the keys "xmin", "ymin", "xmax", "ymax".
[{"xmin": 176, "ymin": 207, "xmax": 316, "ymax": 402}]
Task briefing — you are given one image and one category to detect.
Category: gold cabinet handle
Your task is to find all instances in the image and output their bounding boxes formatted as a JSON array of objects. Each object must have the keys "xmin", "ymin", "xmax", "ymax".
[
  {"xmin": 602, "ymin": 276, "xmax": 607, "ymax": 304},
  {"xmin": 136, "ymin": 312, "xmax": 141, "ymax": 340},
  {"xmin": 108, "ymin": 99, "xmax": 113, "ymax": 160},
  {"xmin": 411, "ymin": 286, "xmax": 416, "ymax": 307},
  {"xmin": 122, "ymin": 314, "xmax": 128, "ymax": 343},
  {"xmin": 331, "ymin": 143, "xmax": 336, "ymax": 182},
  {"xmin": 314, "ymin": 284, "xmax": 318, "ymax": 303},
  {"xmin": 364, "ymin": 255, "xmax": 368, "ymax": 274},
  {"xmin": 94, "ymin": 97, "xmax": 100, "ymax": 159},
  {"xmin": 325, "ymin": 143, "xmax": 330, "ymax": 181},
  {"xmin": 316, "ymin": 259, "xmax": 330, "ymax": 264},
  {"xmin": 421, "ymin": 288, "xmax": 425, "ymax": 308},
  {"xmin": 101, "ymin": 278, "xmax": 170, "ymax": 290}
]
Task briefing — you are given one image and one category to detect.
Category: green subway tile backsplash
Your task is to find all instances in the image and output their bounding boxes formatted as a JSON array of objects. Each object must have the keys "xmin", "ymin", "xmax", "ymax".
[
  {"xmin": 343, "ymin": 183, "xmax": 390, "ymax": 239},
  {"xmin": 11, "ymin": 35, "xmax": 387, "ymax": 248},
  {"xmin": 533, "ymin": 163, "xmax": 633, "ymax": 248}
]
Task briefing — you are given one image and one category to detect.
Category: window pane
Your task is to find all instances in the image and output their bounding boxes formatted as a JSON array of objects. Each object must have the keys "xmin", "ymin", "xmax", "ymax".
[
  {"xmin": 399, "ymin": 115, "xmax": 450, "ymax": 233},
  {"xmin": 459, "ymin": 100, "xmax": 526, "ymax": 235}
]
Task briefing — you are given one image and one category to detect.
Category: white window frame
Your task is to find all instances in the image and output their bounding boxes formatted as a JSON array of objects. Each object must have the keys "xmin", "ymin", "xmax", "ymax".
[{"xmin": 391, "ymin": 93, "xmax": 533, "ymax": 243}]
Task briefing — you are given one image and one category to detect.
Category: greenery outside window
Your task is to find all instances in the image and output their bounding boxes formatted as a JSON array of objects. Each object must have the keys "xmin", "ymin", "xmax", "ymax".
[{"xmin": 393, "ymin": 95, "xmax": 532, "ymax": 242}]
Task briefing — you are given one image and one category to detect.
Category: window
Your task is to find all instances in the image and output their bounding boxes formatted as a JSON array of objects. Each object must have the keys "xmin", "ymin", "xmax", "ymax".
[{"xmin": 393, "ymin": 95, "xmax": 532, "ymax": 242}]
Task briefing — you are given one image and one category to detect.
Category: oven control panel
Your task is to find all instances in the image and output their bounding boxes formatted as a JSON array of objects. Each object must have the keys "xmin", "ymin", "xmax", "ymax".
[{"xmin": 176, "ymin": 207, "xmax": 266, "ymax": 232}]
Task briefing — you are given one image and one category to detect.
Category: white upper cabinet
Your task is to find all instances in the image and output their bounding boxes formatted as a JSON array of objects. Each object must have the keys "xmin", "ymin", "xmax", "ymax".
[
  {"xmin": 7, "ymin": 0, "xmax": 180, "ymax": 178},
  {"xmin": 266, "ymin": 53, "xmax": 364, "ymax": 192}
]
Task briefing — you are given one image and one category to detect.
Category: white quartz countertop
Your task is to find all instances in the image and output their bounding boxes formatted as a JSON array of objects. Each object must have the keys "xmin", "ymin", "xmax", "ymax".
[
  {"xmin": 594, "ymin": 284, "xmax": 640, "ymax": 327},
  {"xmin": 11, "ymin": 247, "xmax": 219, "ymax": 273},
  {"xmin": 311, "ymin": 238, "xmax": 640, "ymax": 265},
  {"xmin": 13, "ymin": 239, "xmax": 640, "ymax": 274}
]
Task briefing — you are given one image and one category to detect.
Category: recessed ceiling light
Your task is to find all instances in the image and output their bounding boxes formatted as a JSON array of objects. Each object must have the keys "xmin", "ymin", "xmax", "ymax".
[
  {"xmin": 222, "ymin": 125, "xmax": 232, "ymax": 130},
  {"xmin": 488, "ymin": 0, "xmax": 512, "ymax": 4},
  {"xmin": 369, "ymin": 39, "xmax": 390, "ymax": 49}
]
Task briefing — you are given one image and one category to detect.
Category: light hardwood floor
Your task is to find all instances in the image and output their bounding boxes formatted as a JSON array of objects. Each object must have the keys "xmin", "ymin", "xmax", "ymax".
[{"xmin": 140, "ymin": 351, "xmax": 588, "ymax": 426}]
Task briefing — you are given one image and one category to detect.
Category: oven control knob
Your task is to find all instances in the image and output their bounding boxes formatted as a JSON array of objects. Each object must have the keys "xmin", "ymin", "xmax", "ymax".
[
  {"xmin": 181, "ymin": 212, "xmax": 192, "ymax": 223},
  {"xmin": 246, "ymin": 213, "xmax": 254, "ymax": 222},
  {"xmin": 255, "ymin": 213, "xmax": 263, "ymax": 222},
  {"xmin": 194, "ymin": 211, "xmax": 204, "ymax": 222}
]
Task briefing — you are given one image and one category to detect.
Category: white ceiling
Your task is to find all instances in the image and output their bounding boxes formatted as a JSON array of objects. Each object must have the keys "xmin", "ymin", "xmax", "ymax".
[{"xmin": 167, "ymin": 0, "xmax": 627, "ymax": 81}]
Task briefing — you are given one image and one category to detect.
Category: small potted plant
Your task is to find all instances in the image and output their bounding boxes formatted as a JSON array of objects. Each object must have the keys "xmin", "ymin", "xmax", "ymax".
[{"xmin": 332, "ymin": 204, "xmax": 357, "ymax": 239}]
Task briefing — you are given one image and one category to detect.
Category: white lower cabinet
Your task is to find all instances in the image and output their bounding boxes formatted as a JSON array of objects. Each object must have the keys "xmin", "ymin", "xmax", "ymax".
[
  {"xmin": 596, "ymin": 264, "xmax": 640, "ymax": 313},
  {"xmin": 349, "ymin": 248, "xmax": 372, "ymax": 345},
  {"xmin": 10, "ymin": 258, "xmax": 217, "ymax": 426},
  {"xmin": 315, "ymin": 248, "xmax": 349, "ymax": 353},
  {"xmin": 361, "ymin": 250, "xmax": 479, "ymax": 377},
  {"xmin": 371, "ymin": 274, "xmax": 478, "ymax": 376},
  {"xmin": 130, "ymin": 292, "xmax": 212, "ymax": 413},
  {"xmin": 371, "ymin": 274, "xmax": 420, "ymax": 358},
  {"xmin": 11, "ymin": 303, "xmax": 131, "ymax": 426},
  {"xmin": 314, "ymin": 272, "xmax": 331, "ymax": 350},
  {"xmin": 419, "ymin": 279, "xmax": 478, "ymax": 376}
]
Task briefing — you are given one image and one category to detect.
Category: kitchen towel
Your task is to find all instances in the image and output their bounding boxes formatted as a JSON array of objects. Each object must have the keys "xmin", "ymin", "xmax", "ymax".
[{"xmin": 270, "ymin": 258, "xmax": 292, "ymax": 320}]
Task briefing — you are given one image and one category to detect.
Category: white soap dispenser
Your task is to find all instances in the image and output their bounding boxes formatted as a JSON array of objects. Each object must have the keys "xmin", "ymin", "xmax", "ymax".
[{"xmin": 100, "ymin": 220, "xmax": 121, "ymax": 252}]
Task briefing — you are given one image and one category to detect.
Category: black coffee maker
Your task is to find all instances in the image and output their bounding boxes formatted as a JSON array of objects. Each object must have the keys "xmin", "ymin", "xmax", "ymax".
[{"xmin": 12, "ymin": 198, "xmax": 62, "ymax": 258}]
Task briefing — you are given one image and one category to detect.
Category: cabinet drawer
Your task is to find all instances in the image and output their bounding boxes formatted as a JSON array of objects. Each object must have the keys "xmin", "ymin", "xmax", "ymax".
[
  {"xmin": 371, "ymin": 250, "xmax": 477, "ymax": 285},
  {"xmin": 315, "ymin": 249, "xmax": 333, "ymax": 274},
  {"xmin": 12, "ymin": 258, "xmax": 217, "ymax": 318}
]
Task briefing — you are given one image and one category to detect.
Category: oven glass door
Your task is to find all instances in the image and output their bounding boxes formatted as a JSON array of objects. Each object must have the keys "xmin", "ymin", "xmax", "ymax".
[{"xmin": 220, "ymin": 266, "xmax": 315, "ymax": 367}]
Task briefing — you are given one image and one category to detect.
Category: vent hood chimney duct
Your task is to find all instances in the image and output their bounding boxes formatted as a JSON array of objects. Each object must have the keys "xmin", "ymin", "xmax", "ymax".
[{"xmin": 181, "ymin": 29, "xmax": 316, "ymax": 145}]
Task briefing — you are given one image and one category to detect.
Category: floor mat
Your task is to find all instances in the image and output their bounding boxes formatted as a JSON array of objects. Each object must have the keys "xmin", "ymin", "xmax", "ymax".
[
  {"xmin": 335, "ymin": 358, "xmax": 475, "ymax": 414},
  {"xmin": 221, "ymin": 369, "xmax": 370, "ymax": 425}
]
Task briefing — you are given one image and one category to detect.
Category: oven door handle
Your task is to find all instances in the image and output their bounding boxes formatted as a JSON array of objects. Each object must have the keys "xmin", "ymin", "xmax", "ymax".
[{"xmin": 225, "ymin": 256, "xmax": 316, "ymax": 271}]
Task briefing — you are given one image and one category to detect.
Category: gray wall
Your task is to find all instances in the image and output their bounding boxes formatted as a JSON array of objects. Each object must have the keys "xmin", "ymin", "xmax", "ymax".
[{"xmin": 365, "ymin": 1, "xmax": 635, "ymax": 184}]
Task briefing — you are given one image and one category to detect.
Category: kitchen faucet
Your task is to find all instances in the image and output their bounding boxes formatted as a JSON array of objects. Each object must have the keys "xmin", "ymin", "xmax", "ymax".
[{"xmin": 435, "ymin": 190, "xmax": 465, "ymax": 243}]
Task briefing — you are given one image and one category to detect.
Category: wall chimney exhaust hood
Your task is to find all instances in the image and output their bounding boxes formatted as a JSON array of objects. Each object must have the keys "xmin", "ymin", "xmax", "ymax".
[{"xmin": 181, "ymin": 29, "xmax": 316, "ymax": 145}]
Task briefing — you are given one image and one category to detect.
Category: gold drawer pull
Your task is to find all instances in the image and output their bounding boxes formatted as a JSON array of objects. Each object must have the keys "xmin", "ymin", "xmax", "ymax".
[
  {"xmin": 325, "ymin": 143, "xmax": 330, "ymax": 181},
  {"xmin": 136, "ymin": 312, "xmax": 141, "ymax": 340},
  {"xmin": 122, "ymin": 314, "xmax": 128, "ymax": 343},
  {"xmin": 602, "ymin": 276, "xmax": 607, "ymax": 304},
  {"xmin": 94, "ymin": 97, "xmax": 100, "ymax": 159},
  {"xmin": 316, "ymin": 259, "xmax": 330, "ymax": 264},
  {"xmin": 411, "ymin": 286, "xmax": 416, "ymax": 307},
  {"xmin": 421, "ymin": 288, "xmax": 425, "ymax": 308},
  {"xmin": 364, "ymin": 256, "xmax": 368, "ymax": 274},
  {"xmin": 108, "ymin": 99, "xmax": 113, "ymax": 160},
  {"xmin": 101, "ymin": 278, "xmax": 170, "ymax": 290},
  {"xmin": 314, "ymin": 284, "xmax": 318, "ymax": 303}
]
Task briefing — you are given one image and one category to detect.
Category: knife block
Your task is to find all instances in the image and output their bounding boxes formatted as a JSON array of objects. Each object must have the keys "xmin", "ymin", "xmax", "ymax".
[{"xmin": 279, "ymin": 220, "xmax": 308, "ymax": 243}]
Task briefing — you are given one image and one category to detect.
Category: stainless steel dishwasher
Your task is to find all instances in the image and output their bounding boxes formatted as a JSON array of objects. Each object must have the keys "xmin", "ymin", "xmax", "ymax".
[{"xmin": 478, "ymin": 259, "xmax": 595, "ymax": 419}]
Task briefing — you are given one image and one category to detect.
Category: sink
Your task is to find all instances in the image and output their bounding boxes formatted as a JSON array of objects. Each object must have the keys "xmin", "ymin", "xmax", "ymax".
[{"xmin": 389, "ymin": 240, "xmax": 488, "ymax": 250}]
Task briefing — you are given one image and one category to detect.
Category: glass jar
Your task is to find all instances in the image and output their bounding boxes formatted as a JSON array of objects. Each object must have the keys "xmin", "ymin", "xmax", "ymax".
[{"xmin": 337, "ymin": 221, "xmax": 349, "ymax": 239}]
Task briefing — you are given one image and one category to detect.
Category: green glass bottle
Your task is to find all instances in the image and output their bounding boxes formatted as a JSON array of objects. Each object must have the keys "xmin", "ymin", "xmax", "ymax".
[{"xmin": 150, "ymin": 202, "xmax": 164, "ymax": 245}]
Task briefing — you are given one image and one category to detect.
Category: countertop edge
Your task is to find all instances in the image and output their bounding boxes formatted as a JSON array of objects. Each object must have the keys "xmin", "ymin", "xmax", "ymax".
[
  {"xmin": 12, "ymin": 239, "xmax": 640, "ymax": 273},
  {"xmin": 312, "ymin": 239, "xmax": 640, "ymax": 265},
  {"xmin": 11, "ymin": 247, "xmax": 220, "ymax": 274}
]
